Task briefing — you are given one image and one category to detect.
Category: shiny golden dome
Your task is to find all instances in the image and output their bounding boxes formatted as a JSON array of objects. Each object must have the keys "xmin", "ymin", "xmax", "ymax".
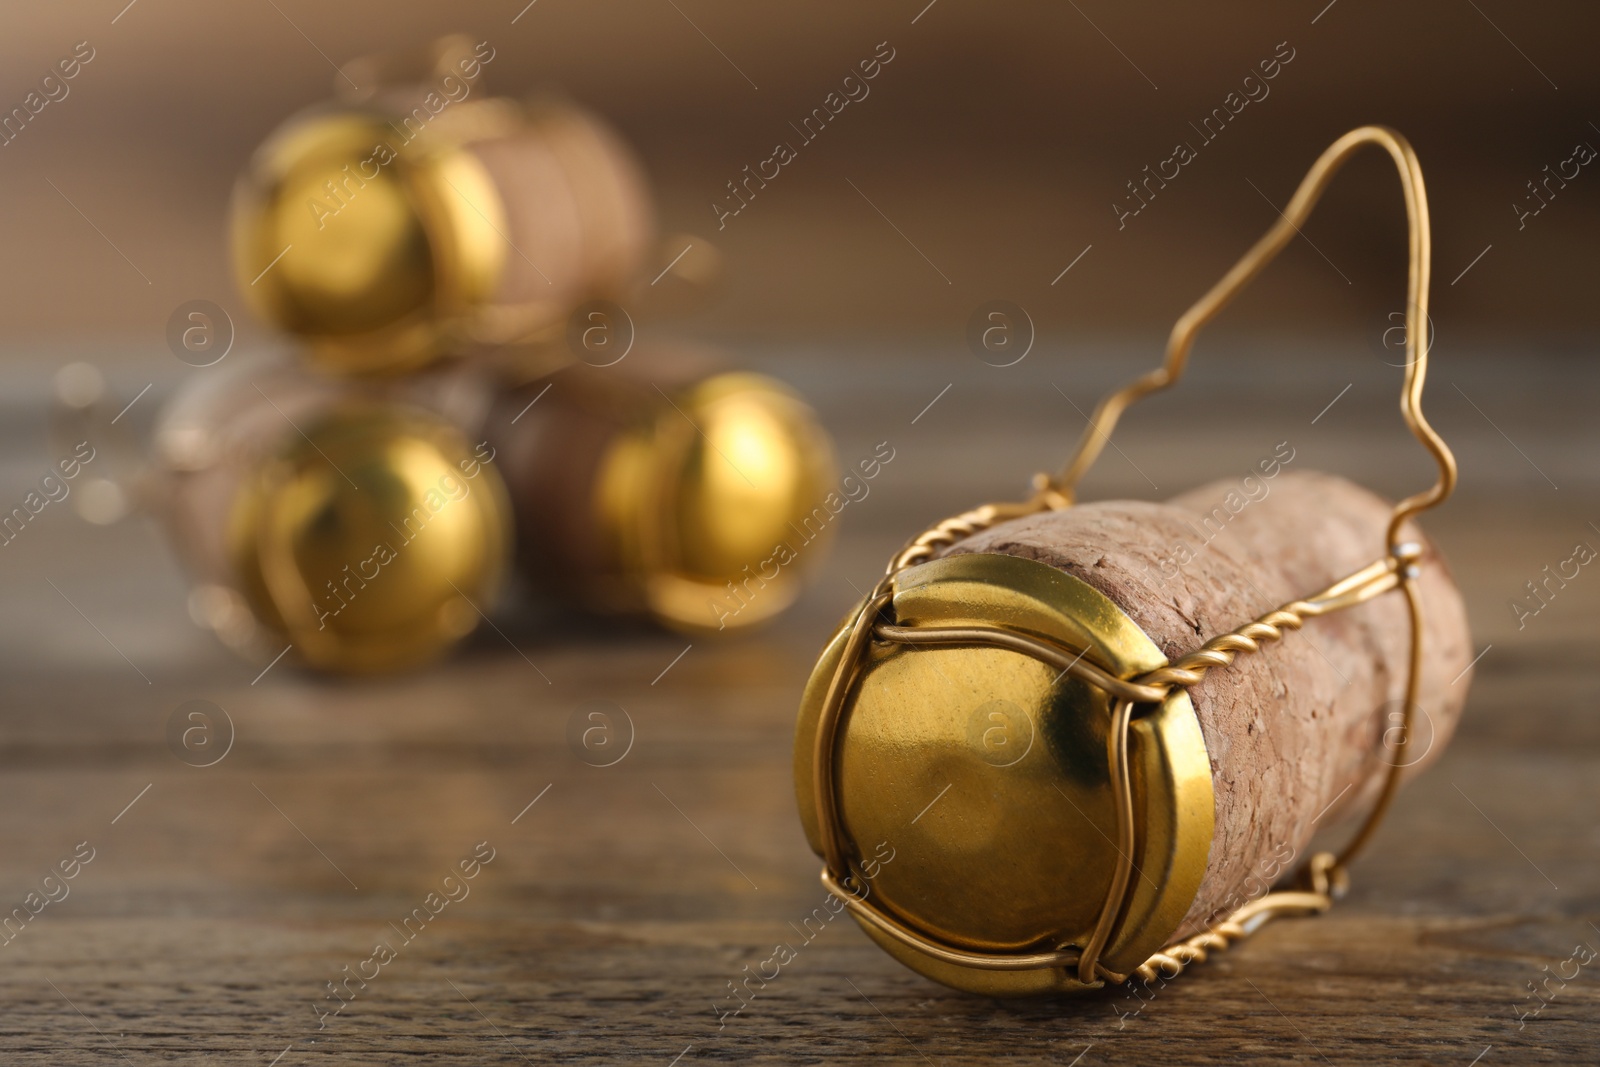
[
  {"xmin": 231, "ymin": 109, "xmax": 507, "ymax": 375},
  {"xmin": 794, "ymin": 553, "xmax": 1214, "ymax": 994},
  {"xmin": 229, "ymin": 405, "xmax": 510, "ymax": 673},
  {"xmin": 597, "ymin": 372, "xmax": 837, "ymax": 633}
]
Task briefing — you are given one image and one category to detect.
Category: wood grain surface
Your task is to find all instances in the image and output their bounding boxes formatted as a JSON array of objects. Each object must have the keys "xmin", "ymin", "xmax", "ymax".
[{"xmin": 0, "ymin": 346, "xmax": 1594, "ymax": 1065}]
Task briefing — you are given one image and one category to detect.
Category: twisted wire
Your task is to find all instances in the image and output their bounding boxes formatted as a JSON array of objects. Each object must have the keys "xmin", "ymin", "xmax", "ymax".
[
  {"xmin": 1136, "ymin": 604, "xmax": 1315, "ymax": 691},
  {"xmin": 888, "ymin": 498, "xmax": 1058, "ymax": 574}
]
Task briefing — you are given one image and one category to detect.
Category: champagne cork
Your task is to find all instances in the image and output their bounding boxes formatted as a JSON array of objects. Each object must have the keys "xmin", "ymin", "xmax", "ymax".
[
  {"xmin": 948, "ymin": 468, "xmax": 1472, "ymax": 938},
  {"xmin": 482, "ymin": 352, "xmax": 837, "ymax": 632},
  {"xmin": 149, "ymin": 358, "xmax": 510, "ymax": 673},
  {"xmin": 794, "ymin": 125, "xmax": 1463, "ymax": 995},
  {"xmin": 232, "ymin": 80, "xmax": 654, "ymax": 375}
]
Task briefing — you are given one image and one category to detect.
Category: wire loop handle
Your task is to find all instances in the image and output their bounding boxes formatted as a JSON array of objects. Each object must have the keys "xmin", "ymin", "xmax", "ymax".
[
  {"xmin": 810, "ymin": 126, "xmax": 1458, "ymax": 989},
  {"xmin": 1049, "ymin": 125, "xmax": 1456, "ymax": 549}
]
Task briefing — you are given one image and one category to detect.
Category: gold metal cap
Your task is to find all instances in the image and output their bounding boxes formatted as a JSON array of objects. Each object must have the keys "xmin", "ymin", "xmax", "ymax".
[
  {"xmin": 231, "ymin": 106, "xmax": 507, "ymax": 375},
  {"xmin": 794, "ymin": 552, "xmax": 1214, "ymax": 995},
  {"xmin": 229, "ymin": 405, "xmax": 510, "ymax": 673},
  {"xmin": 598, "ymin": 372, "xmax": 837, "ymax": 633}
]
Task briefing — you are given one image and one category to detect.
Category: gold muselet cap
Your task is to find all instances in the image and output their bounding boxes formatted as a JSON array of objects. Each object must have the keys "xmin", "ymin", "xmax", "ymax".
[
  {"xmin": 231, "ymin": 60, "xmax": 654, "ymax": 376},
  {"xmin": 231, "ymin": 105, "xmax": 505, "ymax": 375},
  {"xmin": 229, "ymin": 405, "xmax": 511, "ymax": 673},
  {"xmin": 794, "ymin": 552, "xmax": 1214, "ymax": 995},
  {"xmin": 599, "ymin": 372, "xmax": 838, "ymax": 633}
]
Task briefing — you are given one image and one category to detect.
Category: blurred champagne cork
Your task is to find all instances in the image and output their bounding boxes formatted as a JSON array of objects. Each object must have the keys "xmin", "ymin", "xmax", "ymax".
[
  {"xmin": 150, "ymin": 358, "xmax": 510, "ymax": 673},
  {"xmin": 482, "ymin": 349, "xmax": 837, "ymax": 632},
  {"xmin": 230, "ymin": 35, "xmax": 655, "ymax": 377}
]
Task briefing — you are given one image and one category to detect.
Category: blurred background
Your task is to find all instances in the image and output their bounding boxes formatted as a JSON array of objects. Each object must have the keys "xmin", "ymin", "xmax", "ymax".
[{"xmin": 0, "ymin": 0, "xmax": 1595, "ymax": 350}]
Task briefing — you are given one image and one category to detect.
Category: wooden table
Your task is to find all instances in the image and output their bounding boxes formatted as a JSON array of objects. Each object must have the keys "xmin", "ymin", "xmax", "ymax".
[{"xmin": 1, "ymin": 345, "xmax": 1594, "ymax": 1064}]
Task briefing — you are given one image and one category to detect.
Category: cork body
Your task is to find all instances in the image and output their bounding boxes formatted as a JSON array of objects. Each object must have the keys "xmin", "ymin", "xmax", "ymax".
[
  {"xmin": 950, "ymin": 469, "xmax": 1472, "ymax": 938},
  {"xmin": 360, "ymin": 80, "xmax": 657, "ymax": 321},
  {"xmin": 463, "ymin": 102, "xmax": 655, "ymax": 320},
  {"xmin": 150, "ymin": 359, "xmax": 350, "ymax": 650},
  {"xmin": 482, "ymin": 363, "xmax": 667, "ymax": 615}
]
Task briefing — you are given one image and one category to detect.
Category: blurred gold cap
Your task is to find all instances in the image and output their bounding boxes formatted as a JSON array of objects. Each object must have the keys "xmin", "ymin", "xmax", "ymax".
[
  {"xmin": 794, "ymin": 553, "xmax": 1214, "ymax": 994},
  {"xmin": 229, "ymin": 405, "xmax": 510, "ymax": 673},
  {"xmin": 597, "ymin": 372, "xmax": 837, "ymax": 633},
  {"xmin": 231, "ymin": 105, "xmax": 508, "ymax": 375}
]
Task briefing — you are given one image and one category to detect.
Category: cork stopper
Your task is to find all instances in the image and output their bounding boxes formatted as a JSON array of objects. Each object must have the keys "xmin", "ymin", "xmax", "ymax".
[
  {"xmin": 795, "ymin": 469, "xmax": 1472, "ymax": 994},
  {"xmin": 949, "ymin": 469, "xmax": 1472, "ymax": 939}
]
